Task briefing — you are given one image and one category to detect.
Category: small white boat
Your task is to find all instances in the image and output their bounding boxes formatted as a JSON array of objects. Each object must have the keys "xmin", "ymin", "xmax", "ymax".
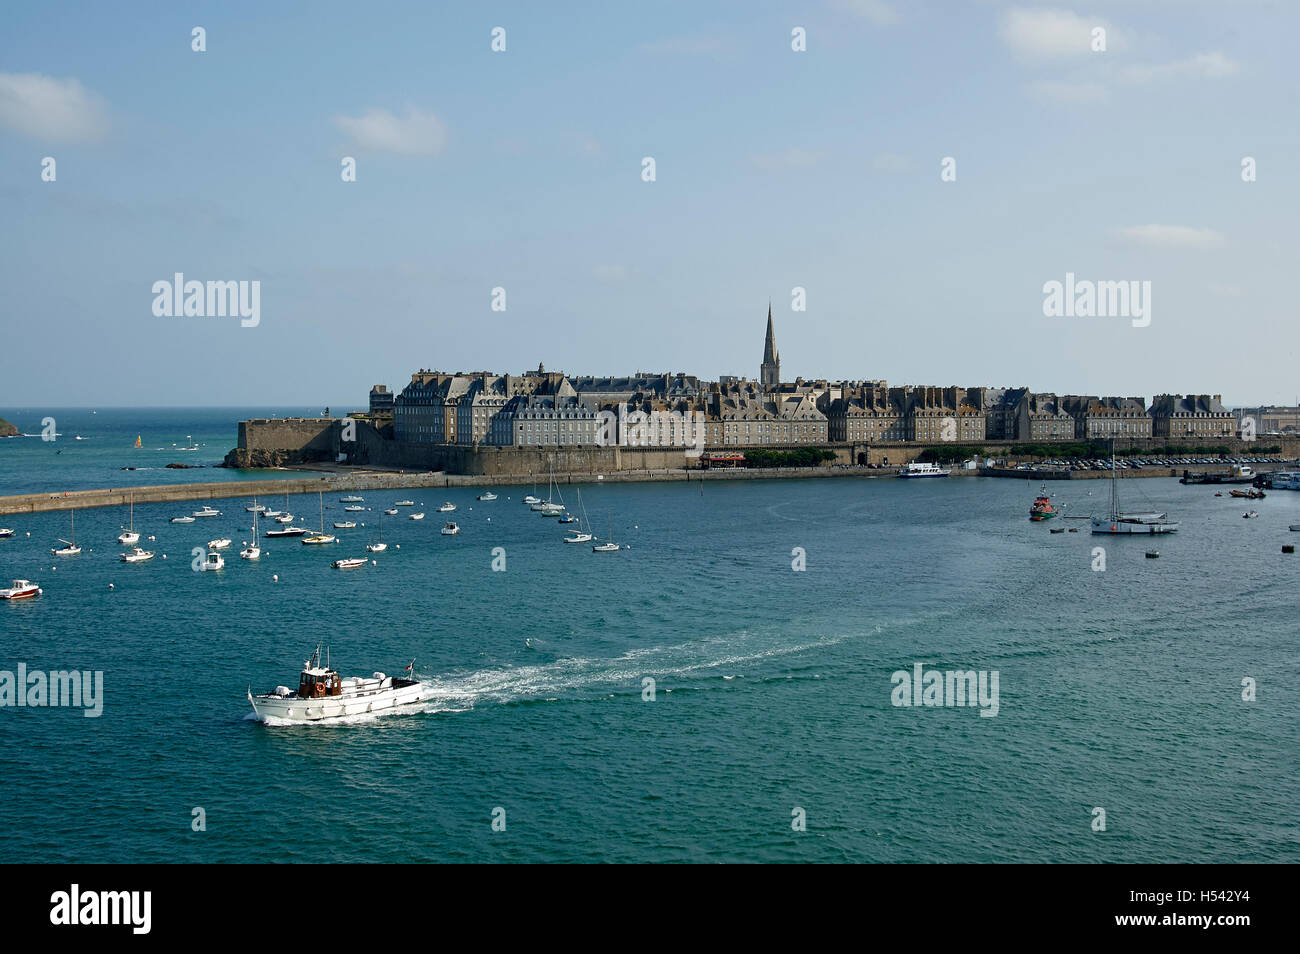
[
  {"xmin": 438, "ymin": 502, "xmax": 456, "ymax": 513},
  {"xmin": 1289, "ymin": 525, "xmax": 1300, "ymax": 532},
  {"xmin": 247, "ymin": 646, "xmax": 427, "ymax": 723},
  {"xmin": 53, "ymin": 509, "xmax": 81, "ymax": 555},
  {"xmin": 121, "ymin": 547, "xmax": 155, "ymax": 563},
  {"xmin": 523, "ymin": 495, "xmax": 542, "ymax": 505},
  {"xmin": 275, "ymin": 513, "xmax": 294, "ymax": 524},
  {"xmin": 208, "ymin": 538, "xmax": 232, "ymax": 550},
  {"xmin": 193, "ymin": 506, "xmax": 221, "ymax": 518},
  {"xmin": 477, "ymin": 492, "xmax": 497, "ymax": 501},
  {"xmin": 240, "ymin": 543, "xmax": 261, "ymax": 560},
  {"xmin": 333, "ymin": 521, "xmax": 357, "ymax": 529},
  {"xmin": 897, "ymin": 461, "xmax": 951, "ymax": 478},
  {"xmin": 171, "ymin": 515, "xmax": 195, "ymax": 524},
  {"xmin": 302, "ymin": 533, "xmax": 337, "ymax": 545},
  {"xmin": 440, "ymin": 522, "xmax": 459, "ymax": 535},
  {"xmin": 118, "ymin": 496, "xmax": 140, "ymax": 544},
  {"xmin": 247, "ymin": 503, "xmax": 266, "ymax": 513},
  {"xmin": 0, "ymin": 528, "xmax": 15, "ymax": 538},
  {"xmin": 340, "ymin": 495, "xmax": 364, "ymax": 503},
  {"xmin": 332, "ymin": 558, "xmax": 367, "ymax": 570},
  {"xmin": 394, "ymin": 500, "xmax": 415, "ymax": 507},
  {"xmin": 0, "ymin": 579, "xmax": 42, "ymax": 600},
  {"xmin": 564, "ymin": 532, "xmax": 593, "ymax": 544},
  {"xmin": 201, "ymin": 551, "xmax": 224, "ymax": 571},
  {"xmin": 384, "ymin": 508, "xmax": 398, "ymax": 516},
  {"xmin": 592, "ymin": 541, "xmax": 620, "ymax": 552},
  {"xmin": 265, "ymin": 525, "xmax": 308, "ymax": 538},
  {"xmin": 344, "ymin": 505, "xmax": 365, "ymax": 513},
  {"xmin": 262, "ymin": 510, "xmax": 283, "ymax": 519},
  {"xmin": 366, "ymin": 515, "xmax": 387, "ymax": 553},
  {"xmin": 409, "ymin": 512, "xmax": 425, "ymax": 521},
  {"xmin": 1243, "ymin": 510, "xmax": 1260, "ymax": 519}
]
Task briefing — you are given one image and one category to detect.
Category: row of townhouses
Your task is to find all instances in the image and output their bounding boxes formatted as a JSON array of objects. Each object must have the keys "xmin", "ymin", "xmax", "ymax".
[{"xmin": 378, "ymin": 309, "xmax": 1239, "ymax": 449}]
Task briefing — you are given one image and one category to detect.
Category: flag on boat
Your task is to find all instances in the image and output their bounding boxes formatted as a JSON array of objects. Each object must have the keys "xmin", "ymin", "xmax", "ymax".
[{"xmin": 404, "ymin": 661, "xmax": 414, "ymax": 673}]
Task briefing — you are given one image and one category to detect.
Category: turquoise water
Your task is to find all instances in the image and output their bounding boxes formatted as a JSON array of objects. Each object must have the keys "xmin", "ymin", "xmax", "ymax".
[
  {"xmin": 1, "ymin": 418, "xmax": 1298, "ymax": 862},
  {"xmin": 0, "ymin": 407, "xmax": 336, "ymax": 495}
]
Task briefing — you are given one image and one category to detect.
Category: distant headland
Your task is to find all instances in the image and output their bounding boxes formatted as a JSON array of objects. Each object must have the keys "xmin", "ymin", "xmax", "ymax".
[{"xmin": 0, "ymin": 416, "xmax": 17, "ymax": 438}]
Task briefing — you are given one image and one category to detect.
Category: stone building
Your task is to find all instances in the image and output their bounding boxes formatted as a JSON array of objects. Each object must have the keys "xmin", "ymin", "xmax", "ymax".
[
  {"xmin": 1060, "ymin": 396, "xmax": 1152, "ymax": 439},
  {"xmin": 760, "ymin": 305, "xmax": 780, "ymax": 390},
  {"xmin": 1150, "ymin": 394, "xmax": 1235, "ymax": 439}
]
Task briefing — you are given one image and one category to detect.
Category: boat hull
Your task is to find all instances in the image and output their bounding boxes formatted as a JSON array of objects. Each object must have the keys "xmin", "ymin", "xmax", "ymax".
[{"xmin": 1091, "ymin": 518, "xmax": 1179, "ymax": 534}]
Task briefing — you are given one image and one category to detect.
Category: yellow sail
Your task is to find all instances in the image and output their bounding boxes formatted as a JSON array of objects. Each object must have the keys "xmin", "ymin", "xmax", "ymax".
[{"xmin": 135, "ymin": 435, "xmax": 141, "ymax": 448}]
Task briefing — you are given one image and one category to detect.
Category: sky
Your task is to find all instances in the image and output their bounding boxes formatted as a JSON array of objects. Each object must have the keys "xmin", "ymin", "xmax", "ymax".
[{"xmin": 1, "ymin": 0, "xmax": 1296, "ymax": 409}]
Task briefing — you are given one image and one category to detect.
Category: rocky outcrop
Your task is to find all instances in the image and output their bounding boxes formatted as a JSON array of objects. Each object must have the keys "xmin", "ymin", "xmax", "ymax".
[
  {"xmin": 0, "ymin": 417, "xmax": 17, "ymax": 438},
  {"xmin": 222, "ymin": 447, "xmax": 315, "ymax": 469}
]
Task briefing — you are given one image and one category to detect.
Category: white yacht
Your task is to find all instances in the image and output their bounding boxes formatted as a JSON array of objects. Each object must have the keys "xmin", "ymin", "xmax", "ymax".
[
  {"xmin": 333, "ymin": 521, "xmax": 357, "ymax": 529},
  {"xmin": 120, "ymin": 547, "xmax": 155, "ymax": 563},
  {"xmin": 409, "ymin": 512, "xmax": 425, "ymax": 521},
  {"xmin": 265, "ymin": 525, "xmax": 309, "ymax": 538},
  {"xmin": 302, "ymin": 492, "xmax": 337, "ymax": 544},
  {"xmin": 394, "ymin": 500, "xmax": 415, "ymax": 507},
  {"xmin": 366, "ymin": 515, "xmax": 387, "ymax": 553},
  {"xmin": 241, "ymin": 510, "xmax": 262, "ymax": 560},
  {"xmin": 340, "ymin": 495, "xmax": 364, "ymax": 503},
  {"xmin": 1091, "ymin": 445, "xmax": 1178, "ymax": 535},
  {"xmin": 384, "ymin": 508, "xmax": 398, "ymax": 516},
  {"xmin": 897, "ymin": 461, "xmax": 951, "ymax": 478},
  {"xmin": 438, "ymin": 502, "xmax": 456, "ymax": 513},
  {"xmin": 52, "ymin": 510, "xmax": 81, "ymax": 556},
  {"xmin": 0, "ymin": 579, "xmax": 42, "ymax": 600},
  {"xmin": 193, "ymin": 506, "xmax": 222, "ymax": 518},
  {"xmin": 522, "ymin": 495, "xmax": 542, "ymax": 506},
  {"xmin": 441, "ymin": 522, "xmax": 460, "ymax": 535},
  {"xmin": 208, "ymin": 538, "xmax": 232, "ymax": 550},
  {"xmin": 201, "ymin": 551, "xmax": 225, "ymax": 571},
  {"xmin": 247, "ymin": 501, "xmax": 266, "ymax": 513},
  {"xmin": 276, "ymin": 513, "xmax": 294, "ymax": 524},
  {"xmin": 592, "ymin": 512, "xmax": 620, "ymax": 551},
  {"xmin": 117, "ymin": 496, "xmax": 140, "ymax": 545},
  {"xmin": 332, "ymin": 557, "xmax": 367, "ymax": 569},
  {"xmin": 0, "ymin": 528, "xmax": 14, "ymax": 539},
  {"xmin": 477, "ymin": 492, "xmax": 497, "ymax": 501},
  {"xmin": 344, "ymin": 505, "xmax": 365, "ymax": 512},
  {"xmin": 171, "ymin": 515, "xmax": 195, "ymax": 524},
  {"xmin": 247, "ymin": 647, "xmax": 427, "ymax": 723},
  {"xmin": 565, "ymin": 531, "xmax": 594, "ymax": 544}
]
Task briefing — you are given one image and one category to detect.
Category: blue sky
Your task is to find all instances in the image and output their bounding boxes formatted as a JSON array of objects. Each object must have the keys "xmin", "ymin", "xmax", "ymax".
[{"xmin": 1, "ymin": 0, "xmax": 1295, "ymax": 408}]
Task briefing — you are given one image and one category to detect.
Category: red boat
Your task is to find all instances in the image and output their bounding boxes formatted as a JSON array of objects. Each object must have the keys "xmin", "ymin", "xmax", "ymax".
[{"xmin": 1029, "ymin": 486, "xmax": 1058, "ymax": 521}]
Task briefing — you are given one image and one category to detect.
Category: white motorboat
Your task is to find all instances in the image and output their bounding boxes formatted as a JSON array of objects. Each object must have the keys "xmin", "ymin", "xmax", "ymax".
[
  {"xmin": 409, "ymin": 512, "xmax": 425, "ymax": 521},
  {"xmin": 592, "ymin": 511, "xmax": 620, "ymax": 551},
  {"xmin": 477, "ymin": 492, "xmax": 497, "ymax": 501},
  {"xmin": 261, "ymin": 510, "xmax": 283, "ymax": 519},
  {"xmin": 247, "ymin": 501, "xmax": 266, "ymax": 513},
  {"xmin": 340, "ymin": 495, "xmax": 364, "ymax": 503},
  {"xmin": 0, "ymin": 528, "xmax": 15, "ymax": 538},
  {"xmin": 384, "ymin": 508, "xmax": 398, "ymax": 516},
  {"xmin": 565, "ymin": 532, "xmax": 594, "ymax": 544},
  {"xmin": 265, "ymin": 525, "xmax": 308, "ymax": 538},
  {"xmin": 120, "ymin": 547, "xmax": 155, "ymax": 563},
  {"xmin": 1243, "ymin": 510, "xmax": 1260, "ymax": 519},
  {"xmin": 0, "ymin": 579, "xmax": 42, "ymax": 600},
  {"xmin": 1269, "ymin": 471, "xmax": 1300, "ymax": 491},
  {"xmin": 276, "ymin": 513, "xmax": 294, "ymax": 524},
  {"xmin": 344, "ymin": 505, "xmax": 365, "ymax": 512},
  {"xmin": 897, "ymin": 461, "xmax": 951, "ymax": 478},
  {"xmin": 394, "ymin": 500, "xmax": 415, "ymax": 507},
  {"xmin": 333, "ymin": 521, "xmax": 357, "ymax": 529},
  {"xmin": 366, "ymin": 514, "xmax": 387, "ymax": 553},
  {"xmin": 193, "ymin": 506, "xmax": 221, "ymax": 518},
  {"xmin": 565, "ymin": 489, "xmax": 595, "ymax": 544},
  {"xmin": 52, "ymin": 509, "xmax": 81, "ymax": 556},
  {"xmin": 438, "ymin": 502, "xmax": 456, "ymax": 512},
  {"xmin": 332, "ymin": 557, "xmax": 367, "ymax": 569},
  {"xmin": 171, "ymin": 515, "xmax": 195, "ymax": 524},
  {"xmin": 247, "ymin": 646, "xmax": 427, "ymax": 723},
  {"xmin": 1289, "ymin": 524, "xmax": 1300, "ymax": 532},
  {"xmin": 522, "ymin": 495, "xmax": 542, "ymax": 505},
  {"xmin": 208, "ymin": 538, "xmax": 232, "ymax": 550},
  {"xmin": 440, "ymin": 522, "xmax": 459, "ymax": 535},
  {"xmin": 201, "ymin": 551, "xmax": 224, "ymax": 571},
  {"xmin": 117, "ymin": 495, "xmax": 140, "ymax": 545},
  {"xmin": 1091, "ymin": 443, "xmax": 1178, "ymax": 535}
]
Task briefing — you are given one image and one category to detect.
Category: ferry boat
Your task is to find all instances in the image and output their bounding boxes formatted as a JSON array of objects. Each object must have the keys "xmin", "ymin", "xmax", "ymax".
[
  {"xmin": 120, "ymin": 547, "xmax": 155, "ymax": 563},
  {"xmin": 192, "ymin": 506, "xmax": 221, "ymax": 518},
  {"xmin": 1029, "ymin": 485, "xmax": 1058, "ymax": 521},
  {"xmin": 331, "ymin": 557, "xmax": 367, "ymax": 569},
  {"xmin": 477, "ymin": 492, "xmax": 497, "ymax": 501},
  {"xmin": 897, "ymin": 461, "xmax": 951, "ymax": 478},
  {"xmin": 0, "ymin": 579, "xmax": 41, "ymax": 600},
  {"xmin": 247, "ymin": 647, "xmax": 427, "ymax": 724}
]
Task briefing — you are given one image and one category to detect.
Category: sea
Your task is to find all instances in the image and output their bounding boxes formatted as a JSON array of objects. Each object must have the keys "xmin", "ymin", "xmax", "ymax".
[{"xmin": 1, "ymin": 409, "xmax": 1297, "ymax": 863}]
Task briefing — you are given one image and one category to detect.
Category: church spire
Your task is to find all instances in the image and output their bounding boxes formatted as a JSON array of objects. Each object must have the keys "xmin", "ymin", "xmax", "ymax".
[{"xmin": 761, "ymin": 303, "xmax": 780, "ymax": 389}]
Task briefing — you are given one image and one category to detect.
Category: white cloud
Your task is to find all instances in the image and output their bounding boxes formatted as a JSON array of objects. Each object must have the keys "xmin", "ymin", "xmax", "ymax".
[
  {"xmin": 832, "ymin": 0, "xmax": 900, "ymax": 27},
  {"xmin": 1119, "ymin": 225, "xmax": 1226, "ymax": 248},
  {"xmin": 0, "ymin": 72, "xmax": 109, "ymax": 143},
  {"xmin": 1119, "ymin": 51, "xmax": 1239, "ymax": 85},
  {"xmin": 1028, "ymin": 79, "xmax": 1108, "ymax": 104},
  {"xmin": 1000, "ymin": 8, "xmax": 1111, "ymax": 62},
  {"xmin": 750, "ymin": 148, "xmax": 826, "ymax": 171},
  {"xmin": 333, "ymin": 106, "xmax": 447, "ymax": 156}
]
